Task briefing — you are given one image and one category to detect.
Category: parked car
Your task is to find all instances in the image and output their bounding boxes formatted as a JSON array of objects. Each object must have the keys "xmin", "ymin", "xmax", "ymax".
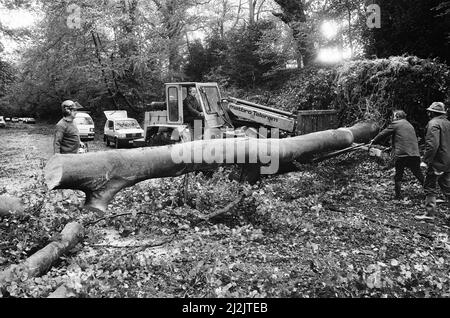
[
  {"xmin": 4, "ymin": 117, "xmax": 11, "ymax": 122},
  {"xmin": 23, "ymin": 117, "xmax": 36, "ymax": 124},
  {"xmin": 0, "ymin": 116, "xmax": 6, "ymax": 128},
  {"xmin": 11, "ymin": 117, "xmax": 19, "ymax": 123},
  {"xmin": 74, "ymin": 112, "xmax": 95, "ymax": 141},
  {"xmin": 103, "ymin": 110, "xmax": 144, "ymax": 148}
]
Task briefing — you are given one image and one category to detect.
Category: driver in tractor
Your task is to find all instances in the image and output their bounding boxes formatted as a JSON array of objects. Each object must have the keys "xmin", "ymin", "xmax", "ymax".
[{"xmin": 183, "ymin": 87, "xmax": 204, "ymax": 140}]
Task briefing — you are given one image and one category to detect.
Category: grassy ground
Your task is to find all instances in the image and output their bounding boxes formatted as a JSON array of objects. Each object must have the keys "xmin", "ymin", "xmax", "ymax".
[{"xmin": 1, "ymin": 122, "xmax": 450, "ymax": 298}]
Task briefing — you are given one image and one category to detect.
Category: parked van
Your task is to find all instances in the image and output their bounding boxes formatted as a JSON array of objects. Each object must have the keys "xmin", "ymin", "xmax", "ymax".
[
  {"xmin": 74, "ymin": 112, "xmax": 95, "ymax": 141},
  {"xmin": 103, "ymin": 110, "xmax": 144, "ymax": 148}
]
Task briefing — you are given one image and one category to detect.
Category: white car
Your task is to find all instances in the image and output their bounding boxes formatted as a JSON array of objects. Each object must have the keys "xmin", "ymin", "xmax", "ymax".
[
  {"xmin": 74, "ymin": 112, "xmax": 95, "ymax": 141},
  {"xmin": 103, "ymin": 111, "xmax": 144, "ymax": 148},
  {"xmin": 23, "ymin": 117, "xmax": 36, "ymax": 124},
  {"xmin": 0, "ymin": 116, "xmax": 6, "ymax": 128}
]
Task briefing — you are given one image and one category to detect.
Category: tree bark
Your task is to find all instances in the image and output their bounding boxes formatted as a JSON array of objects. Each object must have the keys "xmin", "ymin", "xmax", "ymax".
[
  {"xmin": 0, "ymin": 222, "xmax": 84, "ymax": 287},
  {"xmin": 249, "ymin": 0, "xmax": 256, "ymax": 25},
  {"xmin": 44, "ymin": 122, "xmax": 378, "ymax": 212}
]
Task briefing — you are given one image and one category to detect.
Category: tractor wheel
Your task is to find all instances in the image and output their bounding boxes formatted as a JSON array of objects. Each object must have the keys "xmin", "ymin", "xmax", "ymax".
[
  {"xmin": 114, "ymin": 138, "xmax": 119, "ymax": 149},
  {"xmin": 106, "ymin": 136, "xmax": 110, "ymax": 147}
]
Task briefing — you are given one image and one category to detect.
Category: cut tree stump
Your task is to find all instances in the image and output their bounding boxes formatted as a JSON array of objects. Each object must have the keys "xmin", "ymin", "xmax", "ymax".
[
  {"xmin": 44, "ymin": 122, "xmax": 379, "ymax": 212},
  {"xmin": 47, "ymin": 284, "xmax": 76, "ymax": 298},
  {"xmin": 0, "ymin": 195, "xmax": 26, "ymax": 217},
  {"xmin": 0, "ymin": 222, "xmax": 84, "ymax": 287}
]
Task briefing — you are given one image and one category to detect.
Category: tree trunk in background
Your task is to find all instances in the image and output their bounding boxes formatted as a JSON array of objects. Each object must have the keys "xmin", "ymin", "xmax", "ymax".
[
  {"xmin": 153, "ymin": 0, "xmax": 189, "ymax": 80},
  {"xmin": 272, "ymin": 0, "xmax": 311, "ymax": 67},
  {"xmin": 91, "ymin": 31, "xmax": 118, "ymax": 108},
  {"xmin": 249, "ymin": 0, "xmax": 256, "ymax": 25},
  {"xmin": 347, "ymin": 6, "xmax": 353, "ymax": 57},
  {"xmin": 231, "ymin": 0, "xmax": 243, "ymax": 31},
  {"xmin": 44, "ymin": 122, "xmax": 379, "ymax": 212}
]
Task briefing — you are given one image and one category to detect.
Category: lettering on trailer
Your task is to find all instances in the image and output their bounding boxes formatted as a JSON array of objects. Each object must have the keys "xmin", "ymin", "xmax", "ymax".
[{"xmin": 228, "ymin": 103, "xmax": 295, "ymax": 132}]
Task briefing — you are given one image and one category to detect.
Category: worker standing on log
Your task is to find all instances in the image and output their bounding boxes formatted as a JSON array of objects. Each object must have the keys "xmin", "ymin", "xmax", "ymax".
[
  {"xmin": 415, "ymin": 102, "xmax": 450, "ymax": 221},
  {"xmin": 183, "ymin": 87, "xmax": 204, "ymax": 140},
  {"xmin": 369, "ymin": 110, "xmax": 424, "ymax": 200},
  {"xmin": 54, "ymin": 100, "xmax": 84, "ymax": 154}
]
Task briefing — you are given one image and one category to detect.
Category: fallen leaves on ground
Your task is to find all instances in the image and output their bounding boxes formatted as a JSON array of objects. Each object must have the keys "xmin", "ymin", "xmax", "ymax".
[{"xmin": 1, "ymin": 125, "xmax": 450, "ymax": 298}]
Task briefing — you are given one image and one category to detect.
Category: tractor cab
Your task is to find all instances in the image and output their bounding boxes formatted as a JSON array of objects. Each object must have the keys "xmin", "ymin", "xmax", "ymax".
[{"xmin": 143, "ymin": 82, "xmax": 234, "ymax": 145}]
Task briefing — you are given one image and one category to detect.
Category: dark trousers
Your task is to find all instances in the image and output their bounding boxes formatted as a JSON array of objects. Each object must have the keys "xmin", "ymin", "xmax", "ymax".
[
  {"xmin": 394, "ymin": 156, "xmax": 424, "ymax": 184},
  {"xmin": 424, "ymin": 167, "xmax": 450, "ymax": 216}
]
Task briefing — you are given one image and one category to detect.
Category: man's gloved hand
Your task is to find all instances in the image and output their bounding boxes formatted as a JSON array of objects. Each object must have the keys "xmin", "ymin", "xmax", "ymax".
[{"xmin": 420, "ymin": 162, "xmax": 428, "ymax": 169}]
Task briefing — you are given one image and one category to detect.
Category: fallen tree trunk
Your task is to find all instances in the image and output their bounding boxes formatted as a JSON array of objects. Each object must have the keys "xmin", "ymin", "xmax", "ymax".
[
  {"xmin": 0, "ymin": 195, "xmax": 26, "ymax": 217},
  {"xmin": 44, "ymin": 122, "xmax": 379, "ymax": 212},
  {"xmin": 0, "ymin": 222, "xmax": 84, "ymax": 287}
]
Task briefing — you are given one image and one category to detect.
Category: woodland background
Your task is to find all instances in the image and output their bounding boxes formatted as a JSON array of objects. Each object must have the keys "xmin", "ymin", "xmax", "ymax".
[{"xmin": 1, "ymin": 0, "xmax": 449, "ymax": 129}]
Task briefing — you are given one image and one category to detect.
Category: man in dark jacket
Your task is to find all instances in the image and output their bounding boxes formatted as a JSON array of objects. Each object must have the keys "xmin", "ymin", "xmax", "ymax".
[
  {"xmin": 183, "ymin": 87, "xmax": 204, "ymax": 140},
  {"xmin": 415, "ymin": 102, "xmax": 450, "ymax": 220},
  {"xmin": 54, "ymin": 100, "xmax": 83, "ymax": 154},
  {"xmin": 369, "ymin": 110, "xmax": 424, "ymax": 199}
]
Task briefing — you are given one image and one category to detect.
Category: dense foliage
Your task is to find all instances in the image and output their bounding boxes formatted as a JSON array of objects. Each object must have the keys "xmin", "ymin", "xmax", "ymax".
[
  {"xmin": 261, "ymin": 56, "xmax": 450, "ymax": 136},
  {"xmin": 0, "ymin": 59, "xmax": 14, "ymax": 100},
  {"xmin": 365, "ymin": 0, "xmax": 450, "ymax": 64},
  {"xmin": 334, "ymin": 56, "xmax": 450, "ymax": 132},
  {"xmin": 217, "ymin": 21, "xmax": 286, "ymax": 88},
  {"xmin": 1, "ymin": 1, "xmax": 449, "ymax": 123}
]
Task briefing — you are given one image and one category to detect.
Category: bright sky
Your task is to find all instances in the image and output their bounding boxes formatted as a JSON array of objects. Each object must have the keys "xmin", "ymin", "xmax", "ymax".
[
  {"xmin": 321, "ymin": 20, "xmax": 339, "ymax": 40},
  {"xmin": 0, "ymin": 5, "xmax": 42, "ymax": 61},
  {"xmin": 318, "ymin": 47, "xmax": 352, "ymax": 64},
  {"xmin": 0, "ymin": 6, "xmax": 40, "ymax": 29},
  {"xmin": 318, "ymin": 19, "xmax": 353, "ymax": 64}
]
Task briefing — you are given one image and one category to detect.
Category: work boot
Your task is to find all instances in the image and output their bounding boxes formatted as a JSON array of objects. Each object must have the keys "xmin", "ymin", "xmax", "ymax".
[
  {"xmin": 415, "ymin": 195, "xmax": 437, "ymax": 221},
  {"xmin": 425, "ymin": 195, "xmax": 437, "ymax": 216},
  {"xmin": 394, "ymin": 182, "xmax": 402, "ymax": 200}
]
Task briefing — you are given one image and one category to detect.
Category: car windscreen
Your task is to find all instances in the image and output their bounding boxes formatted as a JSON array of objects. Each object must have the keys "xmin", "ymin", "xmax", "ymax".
[
  {"xmin": 74, "ymin": 117, "xmax": 94, "ymax": 125},
  {"xmin": 115, "ymin": 119, "xmax": 140, "ymax": 130}
]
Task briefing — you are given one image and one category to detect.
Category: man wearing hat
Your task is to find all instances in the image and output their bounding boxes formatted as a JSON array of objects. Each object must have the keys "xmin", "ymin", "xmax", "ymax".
[
  {"xmin": 54, "ymin": 100, "xmax": 84, "ymax": 154},
  {"xmin": 416, "ymin": 102, "xmax": 450, "ymax": 220},
  {"xmin": 369, "ymin": 109, "xmax": 424, "ymax": 200}
]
